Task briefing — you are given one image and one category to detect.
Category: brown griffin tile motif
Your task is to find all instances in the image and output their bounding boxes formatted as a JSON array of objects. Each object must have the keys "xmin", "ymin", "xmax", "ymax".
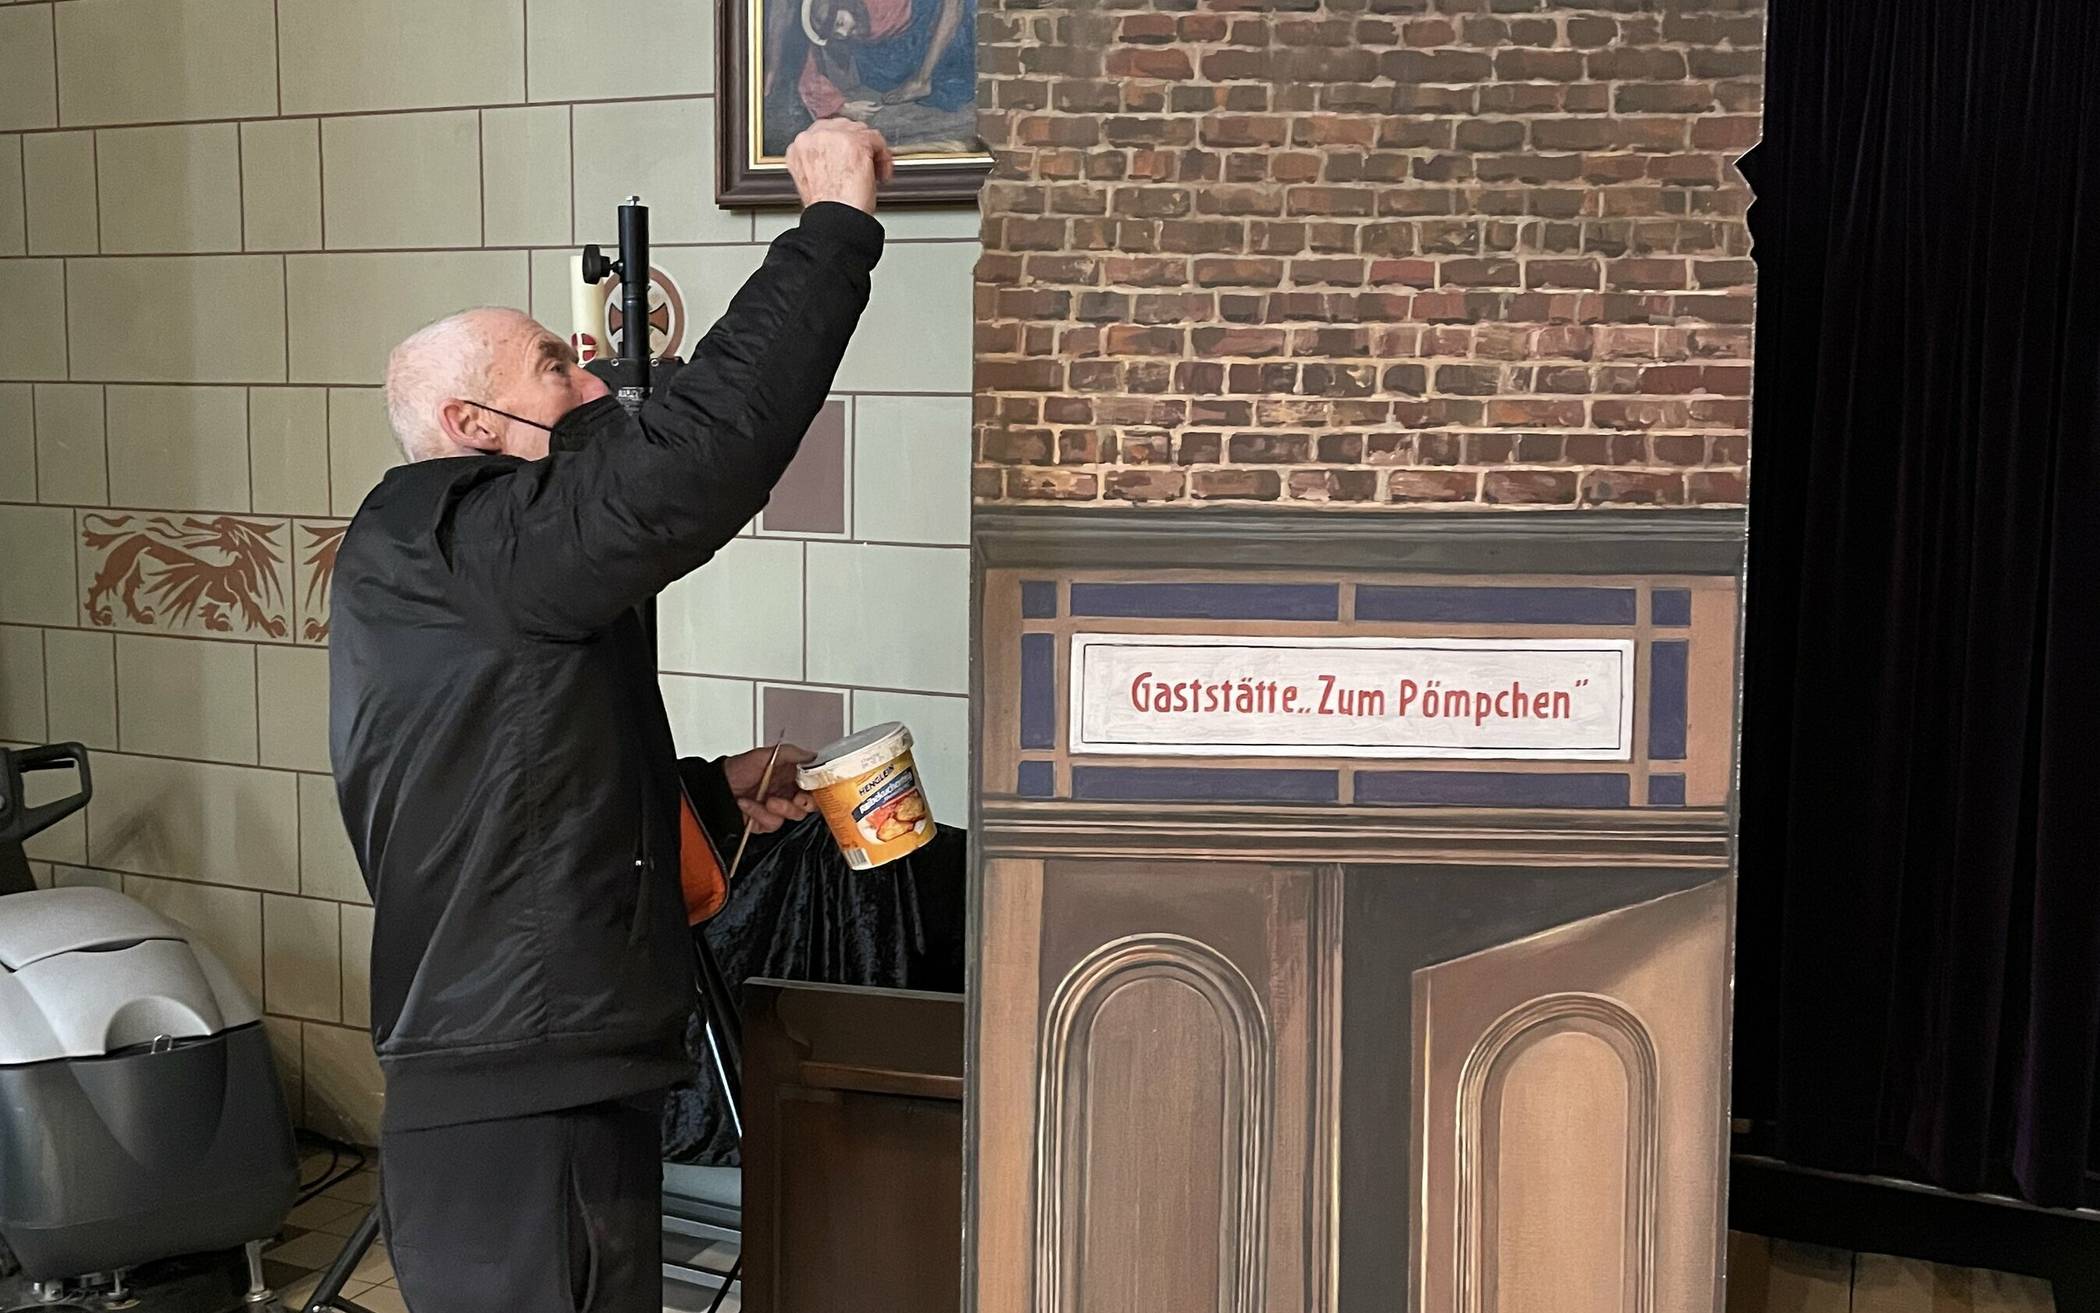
[
  {"xmin": 80, "ymin": 513, "xmax": 292, "ymax": 639},
  {"xmin": 299, "ymin": 522, "xmax": 349, "ymax": 643}
]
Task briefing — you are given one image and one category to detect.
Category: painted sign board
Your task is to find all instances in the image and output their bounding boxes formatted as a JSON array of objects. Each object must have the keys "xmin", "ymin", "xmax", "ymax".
[{"xmin": 1070, "ymin": 634, "xmax": 1636, "ymax": 760}]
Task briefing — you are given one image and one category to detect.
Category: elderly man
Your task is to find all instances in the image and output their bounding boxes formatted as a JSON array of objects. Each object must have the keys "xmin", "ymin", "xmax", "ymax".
[{"xmin": 327, "ymin": 120, "xmax": 892, "ymax": 1312}]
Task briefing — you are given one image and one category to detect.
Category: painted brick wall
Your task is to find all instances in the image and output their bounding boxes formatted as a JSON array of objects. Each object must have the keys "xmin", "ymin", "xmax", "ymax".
[
  {"xmin": 0, "ymin": 0, "xmax": 974, "ymax": 1144},
  {"xmin": 973, "ymin": 0, "xmax": 1763, "ymax": 508}
]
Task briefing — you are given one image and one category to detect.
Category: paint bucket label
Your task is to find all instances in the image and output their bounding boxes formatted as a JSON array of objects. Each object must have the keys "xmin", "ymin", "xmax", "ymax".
[{"xmin": 796, "ymin": 723, "xmax": 935, "ymax": 870}]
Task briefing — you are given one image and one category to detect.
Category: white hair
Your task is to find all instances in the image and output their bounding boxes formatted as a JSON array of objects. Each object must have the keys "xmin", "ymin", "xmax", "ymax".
[{"xmin": 383, "ymin": 307, "xmax": 527, "ymax": 462}]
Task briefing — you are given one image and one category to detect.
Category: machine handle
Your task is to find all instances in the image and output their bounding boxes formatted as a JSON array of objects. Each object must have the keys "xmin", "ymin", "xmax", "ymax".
[{"xmin": 0, "ymin": 741, "xmax": 94, "ymax": 843}]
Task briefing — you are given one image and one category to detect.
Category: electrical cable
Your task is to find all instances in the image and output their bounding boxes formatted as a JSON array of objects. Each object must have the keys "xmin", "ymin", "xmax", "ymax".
[{"xmin": 293, "ymin": 1132, "xmax": 370, "ymax": 1207}]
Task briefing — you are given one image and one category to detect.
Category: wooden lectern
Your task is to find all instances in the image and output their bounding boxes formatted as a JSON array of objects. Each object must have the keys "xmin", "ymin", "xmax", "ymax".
[
  {"xmin": 969, "ymin": 508, "xmax": 1744, "ymax": 1313},
  {"xmin": 741, "ymin": 981, "xmax": 965, "ymax": 1313}
]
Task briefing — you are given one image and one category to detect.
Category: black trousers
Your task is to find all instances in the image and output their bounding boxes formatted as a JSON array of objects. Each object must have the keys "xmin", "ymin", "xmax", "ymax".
[{"xmin": 379, "ymin": 1093, "xmax": 664, "ymax": 1313}]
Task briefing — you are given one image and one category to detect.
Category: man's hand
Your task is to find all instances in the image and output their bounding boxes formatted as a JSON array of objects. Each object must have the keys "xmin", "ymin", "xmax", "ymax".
[
  {"xmin": 785, "ymin": 119, "xmax": 894, "ymax": 215},
  {"xmin": 724, "ymin": 743, "xmax": 817, "ymax": 835}
]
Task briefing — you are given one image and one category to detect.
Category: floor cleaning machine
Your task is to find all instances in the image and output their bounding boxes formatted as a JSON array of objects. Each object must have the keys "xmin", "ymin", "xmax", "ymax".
[{"xmin": 0, "ymin": 743, "xmax": 301, "ymax": 1313}]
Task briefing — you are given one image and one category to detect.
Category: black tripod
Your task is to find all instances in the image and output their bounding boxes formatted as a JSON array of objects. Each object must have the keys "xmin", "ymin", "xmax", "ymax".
[{"xmin": 296, "ymin": 1205, "xmax": 382, "ymax": 1313}]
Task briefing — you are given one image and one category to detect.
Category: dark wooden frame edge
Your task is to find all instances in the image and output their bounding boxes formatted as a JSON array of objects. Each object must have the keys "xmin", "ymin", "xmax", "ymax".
[
  {"xmin": 714, "ymin": 0, "xmax": 992, "ymax": 209},
  {"xmin": 973, "ymin": 505, "xmax": 1751, "ymax": 576}
]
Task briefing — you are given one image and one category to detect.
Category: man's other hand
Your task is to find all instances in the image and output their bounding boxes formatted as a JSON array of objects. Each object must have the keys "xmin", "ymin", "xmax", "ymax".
[
  {"xmin": 724, "ymin": 743, "xmax": 817, "ymax": 835},
  {"xmin": 786, "ymin": 119, "xmax": 895, "ymax": 215}
]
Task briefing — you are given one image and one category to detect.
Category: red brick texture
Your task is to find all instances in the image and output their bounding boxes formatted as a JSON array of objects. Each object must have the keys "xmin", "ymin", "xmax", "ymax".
[{"xmin": 973, "ymin": 0, "xmax": 1763, "ymax": 509}]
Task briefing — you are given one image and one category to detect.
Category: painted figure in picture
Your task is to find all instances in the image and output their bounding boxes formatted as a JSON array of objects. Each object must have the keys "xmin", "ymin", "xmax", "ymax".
[{"xmin": 761, "ymin": 0, "xmax": 975, "ymax": 157}]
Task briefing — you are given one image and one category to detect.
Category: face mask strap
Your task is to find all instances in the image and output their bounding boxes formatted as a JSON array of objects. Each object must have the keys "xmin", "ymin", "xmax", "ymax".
[{"xmin": 462, "ymin": 398, "xmax": 555, "ymax": 434}]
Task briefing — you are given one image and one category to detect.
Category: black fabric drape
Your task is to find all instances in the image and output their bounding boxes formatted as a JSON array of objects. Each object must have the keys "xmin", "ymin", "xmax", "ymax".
[
  {"xmin": 1736, "ymin": 0, "xmax": 2100, "ymax": 1208},
  {"xmin": 661, "ymin": 818, "xmax": 966, "ymax": 1166}
]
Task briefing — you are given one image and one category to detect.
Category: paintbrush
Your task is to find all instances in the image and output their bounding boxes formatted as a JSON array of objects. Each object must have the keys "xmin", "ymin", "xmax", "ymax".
[{"xmin": 727, "ymin": 736, "xmax": 787, "ymax": 880}]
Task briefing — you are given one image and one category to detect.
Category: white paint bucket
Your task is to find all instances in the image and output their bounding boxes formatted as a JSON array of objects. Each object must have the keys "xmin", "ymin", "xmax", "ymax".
[{"xmin": 796, "ymin": 722, "xmax": 935, "ymax": 870}]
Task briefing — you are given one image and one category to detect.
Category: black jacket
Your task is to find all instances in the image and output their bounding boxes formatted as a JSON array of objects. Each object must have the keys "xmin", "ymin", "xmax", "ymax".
[{"xmin": 328, "ymin": 203, "xmax": 883, "ymax": 1132}]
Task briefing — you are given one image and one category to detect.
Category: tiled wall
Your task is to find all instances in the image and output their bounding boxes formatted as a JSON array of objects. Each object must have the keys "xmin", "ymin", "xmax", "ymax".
[{"xmin": 0, "ymin": 0, "xmax": 974, "ymax": 1144}]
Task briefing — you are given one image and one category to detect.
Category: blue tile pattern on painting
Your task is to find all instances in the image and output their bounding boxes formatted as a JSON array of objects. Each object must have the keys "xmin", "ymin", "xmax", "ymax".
[
  {"xmin": 1017, "ymin": 760, "xmax": 1055, "ymax": 797},
  {"xmin": 1070, "ymin": 766, "xmax": 1339, "ymax": 803},
  {"xmin": 1069, "ymin": 582, "xmax": 1339, "ymax": 621},
  {"xmin": 1647, "ymin": 773, "xmax": 1687, "ymax": 806},
  {"xmin": 1649, "ymin": 639, "xmax": 1688, "ymax": 761},
  {"xmin": 1355, "ymin": 771, "xmax": 1632, "ymax": 807},
  {"xmin": 1021, "ymin": 580, "xmax": 1057, "ymax": 619},
  {"xmin": 1355, "ymin": 585, "xmax": 1638, "ymax": 626},
  {"xmin": 1020, "ymin": 633, "xmax": 1055, "ymax": 750},
  {"xmin": 1651, "ymin": 588, "xmax": 1693, "ymax": 627}
]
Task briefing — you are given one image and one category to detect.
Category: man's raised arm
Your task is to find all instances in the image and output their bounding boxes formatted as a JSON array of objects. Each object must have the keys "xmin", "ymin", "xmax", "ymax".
[{"xmin": 445, "ymin": 121, "xmax": 895, "ymax": 638}]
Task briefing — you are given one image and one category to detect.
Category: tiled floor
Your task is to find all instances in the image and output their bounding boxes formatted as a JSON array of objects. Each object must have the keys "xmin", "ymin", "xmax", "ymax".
[
  {"xmin": 264, "ymin": 1151, "xmax": 740, "ymax": 1313},
  {"xmin": 660, "ymin": 1230, "xmax": 742, "ymax": 1313},
  {"xmin": 261, "ymin": 1155, "xmax": 402, "ymax": 1313}
]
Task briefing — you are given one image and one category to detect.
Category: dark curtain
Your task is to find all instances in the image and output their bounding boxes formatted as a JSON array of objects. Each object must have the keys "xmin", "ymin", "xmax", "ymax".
[
  {"xmin": 1735, "ymin": 0, "xmax": 2100, "ymax": 1208},
  {"xmin": 662, "ymin": 817, "xmax": 966, "ymax": 1165}
]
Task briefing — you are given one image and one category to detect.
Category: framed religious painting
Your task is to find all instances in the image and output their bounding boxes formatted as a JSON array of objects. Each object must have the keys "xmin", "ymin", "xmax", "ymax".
[{"xmin": 717, "ymin": 0, "xmax": 991, "ymax": 207}]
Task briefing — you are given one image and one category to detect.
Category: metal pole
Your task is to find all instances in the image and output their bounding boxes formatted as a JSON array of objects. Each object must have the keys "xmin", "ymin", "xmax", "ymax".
[
  {"xmin": 615, "ymin": 197, "xmax": 652, "ymax": 410},
  {"xmin": 303, "ymin": 1205, "xmax": 382, "ymax": 1313}
]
